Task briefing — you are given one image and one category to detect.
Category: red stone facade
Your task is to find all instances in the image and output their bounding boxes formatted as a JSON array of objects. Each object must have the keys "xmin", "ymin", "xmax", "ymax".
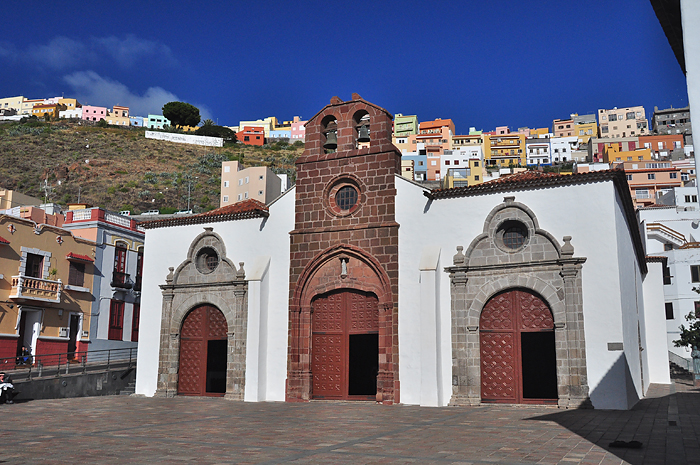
[{"xmin": 286, "ymin": 95, "xmax": 400, "ymax": 404}]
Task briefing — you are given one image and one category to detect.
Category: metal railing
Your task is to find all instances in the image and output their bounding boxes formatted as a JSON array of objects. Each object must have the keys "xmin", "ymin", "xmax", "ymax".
[{"xmin": 0, "ymin": 347, "xmax": 137, "ymax": 382}]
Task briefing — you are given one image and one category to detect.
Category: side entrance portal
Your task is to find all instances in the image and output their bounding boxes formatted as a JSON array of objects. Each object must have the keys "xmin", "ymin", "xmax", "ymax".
[
  {"xmin": 311, "ymin": 289, "xmax": 379, "ymax": 400},
  {"xmin": 480, "ymin": 289, "xmax": 557, "ymax": 404},
  {"xmin": 178, "ymin": 305, "xmax": 228, "ymax": 397}
]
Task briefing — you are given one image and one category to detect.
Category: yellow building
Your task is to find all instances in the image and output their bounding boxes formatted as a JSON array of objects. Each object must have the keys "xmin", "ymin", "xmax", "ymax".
[
  {"xmin": 485, "ymin": 134, "xmax": 526, "ymax": 166},
  {"xmin": 602, "ymin": 145, "xmax": 652, "ymax": 164},
  {"xmin": 0, "ymin": 214, "xmax": 96, "ymax": 364},
  {"xmin": 58, "ymin": 98, "xmax": 80, "ymax": 110},
  {"xmin": 575, "ymin": 122, "xmax": 598, "ymax": 144},
  {"xmin": 31, "ymin": 103, "xmax": 66, "ymax": 119},
  {"xmin": 529, "ymin": 128, "xmax": 550, "ymax": 138},
  {"xmin": 0, "ymin": 188, "xmax": 42, "ymax": 210},
  {"xmin": 107, "ymin": 105, "xmax": 130, "ymax": 126},
  {"xmin": 400, "ymin": 158, "xmax": 414, "ymax": 180},
  {"xmin": 442, "ymin": 159, "xmax": 485, "ymax": 188},
  {"xmin": 0, "ymin": 96, "xmax": 25, "ymax": 112}
]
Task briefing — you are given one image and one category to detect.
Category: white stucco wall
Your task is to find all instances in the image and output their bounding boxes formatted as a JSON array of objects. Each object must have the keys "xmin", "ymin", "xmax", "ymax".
[
  {"xmin": 135, "ymin": 188, "xmax": 294, "ymax": 398},
  {"xmin": 641, "ymin": 262, "xmax": 672, "ymax": 387},
  {"xmin": 396, "ymin": 176, "xmax": 647, "ymax": 409}
]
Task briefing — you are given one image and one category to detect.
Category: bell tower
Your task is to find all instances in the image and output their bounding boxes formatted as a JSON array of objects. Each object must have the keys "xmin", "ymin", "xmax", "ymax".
[{"xmin": 286, "ymin": 94, "xmax": 401, "ymax": 404}]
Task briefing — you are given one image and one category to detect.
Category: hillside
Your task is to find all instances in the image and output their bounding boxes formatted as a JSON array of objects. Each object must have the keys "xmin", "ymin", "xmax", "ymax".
[{"xmin": 0, "ymin": 120, "xmax": 301, "ymax": 214}]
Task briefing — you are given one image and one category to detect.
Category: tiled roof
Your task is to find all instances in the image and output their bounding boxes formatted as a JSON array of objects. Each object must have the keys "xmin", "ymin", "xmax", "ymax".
[
  {"xmin": 425, "ymin": 169, "xmax": 625, "ymax": 200},
  {"xmin": 140, "ymin": 199, "xmax": 269, "ymax": 229},
  {"xmin": 66, "ymin": 252, "xmax": 94, "ymax": 262},
  {"xmin": 0, "ymin": 235, "xmax": 9, "ymax": 245}
]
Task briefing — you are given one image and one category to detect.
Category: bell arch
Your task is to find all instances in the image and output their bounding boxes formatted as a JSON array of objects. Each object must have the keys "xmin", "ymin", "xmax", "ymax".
[
  {"xmin": 156, "ymin": 227, "xmax": 248, "ymax": 400},
  {"xmin": 446, "ymin": 196, "xmax": 590, "ymax": 409},
  {"xmin": 287, "ymin": 244, "xmax": 397, "ymax": 404}
]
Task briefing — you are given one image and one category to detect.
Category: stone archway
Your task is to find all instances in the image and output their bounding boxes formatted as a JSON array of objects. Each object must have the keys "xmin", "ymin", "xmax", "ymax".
[
  {"xmin": 178, "ymin": 305, "xmax": 228, "ymax": 396},
  {"xmin": 286, "ymin": 244, "xmax": 397, "ymax": 404},
  {"xmin": 480, "ymin": 288, "xmax": 557, "ymax": 404}
]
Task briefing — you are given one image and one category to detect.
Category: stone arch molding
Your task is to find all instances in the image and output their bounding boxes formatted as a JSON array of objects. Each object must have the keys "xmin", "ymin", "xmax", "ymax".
[
  {"xmin": 156, "ymin": 227, "xmax": 248, "ymax": 400},
  {"xmin": 446, "ymin": 196, "xmax": 591, "ymax": 409}
]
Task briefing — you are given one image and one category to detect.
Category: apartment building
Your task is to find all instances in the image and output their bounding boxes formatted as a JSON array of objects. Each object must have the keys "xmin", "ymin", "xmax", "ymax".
[
  {"xmin": 553, "ymin": 117, "xmax": 574, "ymax": 137},
  {"xmin": 290, "ymin": 116, "xmax": 307, "ymax": 141},
  {"xmin": 393, "ymin": 114, "xmax": 418, "ymax": 139},
  {"xmin": 32, "ymin": 103, "xmax": 65, "ymax": 119},
  {"xmin": 598, "ymin": 106, "xmax": 648, "ymax": 138},
  {"xmin": 107, "ymin": 105, "xmax": 130, "ymax": 126},
  {"xmin": 146, "ymin": 114, "xmax": 170, "ymax": 129},
  {"xmin": 525, "ymin": 137, "xmax": 552, "ymax": 166},
  {"xmin": 62, "ymin": 207, "xmax": 144, "ymax": 352},
  {"xmin": 220, "ymin": 161, "xmax": 282, "ymax": 206},
  {"xmin": 651, "ymin": 105, "xmax": 692, "ymax": 146},
  {"xmin": 407, "ymin": 119, "xmax": 455, "ymax": 162},
  {"xmin": 573, "ymin": 114, "xmax": 598, "ymax": 143},
  {"xmin": 589, "ymin": 137, "xmax": 640, "ymax": 162},
  {"xmin": 237, "ymin": 126, "xmax": 265, "ymax": 146},
  {"xmin": 617, "ymin": 159, "xmax": 682, "ymax": 207},
  {"xmin": 638, "ymin": 134, "xmax": 684, "ymax": 158},
  {"xmin": 0, "ymin": 96, "xmax": 25, "ymax": 112},
  {"xmin": 441, "ymin": 147, "xmax": 484, "ymax": 188},
  {"xmin": 484, "ymin": 133, "xmax": 526, "ymax": 166},
  {"xmin": 82, "ymin": 105, "xmax": 108, "ymax": 122},
  {"xmin": 0, "ymin": 213, "xmax": 96, "ymax": 364}
]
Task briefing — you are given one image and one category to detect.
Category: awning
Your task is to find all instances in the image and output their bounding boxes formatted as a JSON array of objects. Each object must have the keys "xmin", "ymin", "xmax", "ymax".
[{"xmin": 65, "ymin": 252, "xmax": 94, "ymax": 263}]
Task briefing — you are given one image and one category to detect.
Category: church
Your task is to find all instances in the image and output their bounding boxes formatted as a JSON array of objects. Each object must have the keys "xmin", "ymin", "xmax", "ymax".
[{"xmin": 135, "ymin": 95, "xmax": 670, "ymax": 410}]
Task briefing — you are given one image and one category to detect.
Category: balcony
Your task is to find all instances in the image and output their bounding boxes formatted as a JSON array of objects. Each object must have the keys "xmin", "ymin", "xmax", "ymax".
[
  {"xmin": 111, "ymin": 271, "xmax": 132, "ymax": 290},
  {"xmin": 10, "ymin": 275, "xmax": 62, "ymax": 303}
]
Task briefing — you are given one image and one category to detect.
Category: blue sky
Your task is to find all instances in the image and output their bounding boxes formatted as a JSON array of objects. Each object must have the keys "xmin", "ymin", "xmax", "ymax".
[{"xmin": 0, "ymin": 0, "xmax": 688, "ymax": 133}]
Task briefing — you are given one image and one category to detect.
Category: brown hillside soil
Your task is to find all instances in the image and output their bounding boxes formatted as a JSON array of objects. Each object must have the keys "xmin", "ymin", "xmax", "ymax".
[{"xmin": 0, "ymin": 121, "xmax": 300, "ymax": 213}]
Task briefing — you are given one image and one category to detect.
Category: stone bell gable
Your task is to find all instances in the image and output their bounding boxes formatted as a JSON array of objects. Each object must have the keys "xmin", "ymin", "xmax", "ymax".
[{"xmin": 287, "ymin": 94, "xmax": 402, "ymax": 404}]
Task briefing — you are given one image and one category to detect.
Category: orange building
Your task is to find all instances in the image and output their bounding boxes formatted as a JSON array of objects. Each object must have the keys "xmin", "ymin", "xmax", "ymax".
[
  {"xmin": 616, "ymin": 160, "xmax": 682, "ymax": 207},
  {"xmin": 237, "ymin": 126, "xmax": 265, "ymax": 146},
  {"xmin": 638, "ymin": 134, "xmax": 684, "ymax": 157},
  {"xmin": 602, "ymin": 146, "xmax": 652, "ymax": 164}
]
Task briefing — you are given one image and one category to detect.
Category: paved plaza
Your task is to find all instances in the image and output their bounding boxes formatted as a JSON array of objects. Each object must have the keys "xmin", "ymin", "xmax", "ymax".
[{"xmin": 0, "ymin": 377, "xmax": 698, "ymax": 464}]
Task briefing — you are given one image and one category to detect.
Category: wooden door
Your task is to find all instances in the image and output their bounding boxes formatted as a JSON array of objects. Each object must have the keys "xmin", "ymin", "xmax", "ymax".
[
  {"xmin": 480, "ymin": 289, "xmax": 555, "ymax": 404},
  {"xmin": 311, "ymin": 290, "xmax": 378, "ymax": 400},
  {"xmin": 178, "ymin": 305, "xmax": 228, "ymax": 396}
]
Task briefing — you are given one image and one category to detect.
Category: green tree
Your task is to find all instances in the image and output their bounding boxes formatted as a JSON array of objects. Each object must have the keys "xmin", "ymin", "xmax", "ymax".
[
  {"xmin": 675, "ymin": 286, "xmax": 700, "ymax": 350},
  {"xmin": 162, "ymin": 101, "xmax": 201, "ymax": 129},
  {"xmin": 195, "ymin": 124, "xmax": 237, "ymax": 142},
  {"xmin": 201, "ymin": 119, "xmax": 215, "ymax": 127}
]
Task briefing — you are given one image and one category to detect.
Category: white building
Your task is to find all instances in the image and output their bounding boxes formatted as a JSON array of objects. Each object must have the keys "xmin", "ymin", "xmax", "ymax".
[
  {"xmin": 550, "ymin": 136, "xmax": 579, "ymax": 163},
  {"xmin": 59, "ymin": 108, "xmax": 83, "ymax": 119},
  {"xmin": 135, "ymin": 96, "xmax": 671, "ymax": 410},
  {"xmin": 525, "ymin": 137, "xmax": 552, "ymax": 166}
]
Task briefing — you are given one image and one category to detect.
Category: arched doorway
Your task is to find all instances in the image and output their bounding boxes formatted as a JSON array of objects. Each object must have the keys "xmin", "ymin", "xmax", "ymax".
[
  {"xmin": 480, "ymin": 289, "xmax": 557, "ymax": 404},
  {"xmin": 178, "ymin": 305, "xmax": 228, "ymax": 396},
  {"xmin": 311, "ymin": 289, "xmax": 379, "ymax": 400}
]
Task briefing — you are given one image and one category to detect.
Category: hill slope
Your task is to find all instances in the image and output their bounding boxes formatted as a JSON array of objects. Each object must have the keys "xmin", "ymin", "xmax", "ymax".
[{"xmin": 0, "ymin": 121, "xmax": 300, "ymax": 213}]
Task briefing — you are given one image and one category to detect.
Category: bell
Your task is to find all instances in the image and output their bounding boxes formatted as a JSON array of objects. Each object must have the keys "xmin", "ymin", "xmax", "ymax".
[
  {"xmin": 324, "ymin": 130, "xmax": 337, "ymax": 150},
  {"xmin": 357, "ymin": 125, "xmax": 370, "ymax": 143}
]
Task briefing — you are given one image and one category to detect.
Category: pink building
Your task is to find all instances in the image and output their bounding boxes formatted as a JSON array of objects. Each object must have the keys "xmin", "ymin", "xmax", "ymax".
[
  {"xmin": 82, "ymin": 105, "xmax": 108, "ymax": 122},
  {"xmin": 290, "ymin": 116, "xmax": 307, "ymax": 141}
]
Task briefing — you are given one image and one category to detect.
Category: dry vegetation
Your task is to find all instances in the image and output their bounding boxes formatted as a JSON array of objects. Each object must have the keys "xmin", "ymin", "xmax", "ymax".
[{"xmin": 0, "ymin": 120, "xmax": 301, "ymax": 213}]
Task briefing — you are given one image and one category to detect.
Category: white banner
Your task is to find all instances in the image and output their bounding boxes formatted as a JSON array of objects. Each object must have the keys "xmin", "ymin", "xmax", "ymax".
[{"xmin": 145, "ymin": 130, "xmax": 223, "ymax": 147}]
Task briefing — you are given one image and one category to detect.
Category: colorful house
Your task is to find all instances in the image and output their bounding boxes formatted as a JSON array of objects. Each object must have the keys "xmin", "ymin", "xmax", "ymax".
[
  {"xmin": 237, "ymin": 126, "xmax": 265, "ymax": 146},
  {"xmin": 484, "ymin": 133, "xmax": 526, "ymax": 166},
  {"xmin": 146, "ymin": 114, "xmax": 171, "ymax": 129},
  {"xmin": 82, "ymin": 105, "xmax": 108, "ymax": 122},
  {"xmin": 0, "ymin": 213, "xmax": 96, "ymax": 365},
  {"xmin": 108, "ymin": 105, "xmax": 130, "ymax": 126}
]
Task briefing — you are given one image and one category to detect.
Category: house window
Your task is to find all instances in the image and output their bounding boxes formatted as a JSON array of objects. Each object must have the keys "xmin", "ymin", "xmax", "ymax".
[
  {"xmin": 663, "ymin": 263, "xmax": 672, "ymax": 284},
  {"xmin": 670, "ymin": 172, "xmax": 678, "ymax": 179},
  {"xmin": 25, "ymin": 253, "xmax": 44, "ymax": 278},
  {"xmin": 695, "ymin": 301, "xmax": 700, "ymax": 319},
  {"xmin": 238, "ymin": 179, "xmax": 243, "ymax": 186},
  {"xmin": 68, "ymin": 262, "xmax": 85, "ymax": 287},
  {"xmin": 131, "ymin": 304, "xmax": 140, "ymax": 342},
  {"xmin": 475, "ymin": 175, "xmax": 480, "ymax": 181},
  {"xmin": 108, "ymin": 300, "xmax": 125, "ymax": 340},
  {"xmin": 665, "ymin": 302, "xmax": 674, "ymax": 320},
  {"xmin": 224, "ymin": 166, "xmax": 230, "ymax": 173},
  {"xmin": 223, "ymin": 181, "xmax": 229, "ymax": 187},
  {"xmin": 648, "ymin": 174, "xmax": 655, "ymax": 180},
  {"xmin": 244, "ymin": 192, "xmax": 248, "ymax": 199},
  {"xmin": 626, "ymin": 175, "xmax": 632, "ymax": 181},
  {"xmin": 113, "ymin": 245, "xmax": 127, "ymax": 285},
  {"xmin": 691, "ymin": 265, "xmax": 700, "ymax": 283},
  {"xmin": 245, "ymin": 177, "xmax": 249, "ymax": 184},
  {"xmin": 223, "ymin": 195, "xmax": 229, "ymax": 202},
  {"xmin": 258, "ymin": 190, "xmax": 263, "ymax": 195}
]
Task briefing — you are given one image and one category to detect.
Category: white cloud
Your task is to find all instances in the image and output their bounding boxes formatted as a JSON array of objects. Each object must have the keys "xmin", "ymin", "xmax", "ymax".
[
  {"xmin": 63, "ymin": 71, "xmax": 179, "ymax": 116},
  {"xmin": 27, "ymin": 37, "xmax": 91, "ymax": 70},
  {"xmin": 19, "ymin": 35, "xmax": 176, "ymax": 71},
  {"xmin": 63, "ymin": 70, "xmax": 210, "ymax": 121},
  {"xmin": 94, "ymin": 34, "xmax": 178, "ymax": 68}
]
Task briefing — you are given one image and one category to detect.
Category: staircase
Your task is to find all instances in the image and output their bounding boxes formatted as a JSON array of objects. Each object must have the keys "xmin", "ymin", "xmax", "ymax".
[{"xmin": 119, "ymin": 381, "xmax": 136, "ymax": 396}]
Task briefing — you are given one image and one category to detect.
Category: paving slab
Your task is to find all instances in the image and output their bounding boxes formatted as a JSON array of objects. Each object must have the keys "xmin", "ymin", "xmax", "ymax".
[{"xmin": 0, "ymin": 378, "xmax": 697, "ymax": 464}]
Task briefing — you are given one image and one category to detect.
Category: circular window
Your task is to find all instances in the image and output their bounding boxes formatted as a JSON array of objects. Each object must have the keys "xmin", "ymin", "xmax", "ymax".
[
  {"xmin": 195, "ymin": 247, "xmax": 219, "ymax": 274},
  {"xmin": 336, "ymin": 185, "xmax": 358, "ymax": 211},
  {"xmin": 503, "ymin": 226, "xmax": 527, "ymax": 249},
  {"xmin": 496, "ymin": 220, "xmax": 529, "ymax": 251}
]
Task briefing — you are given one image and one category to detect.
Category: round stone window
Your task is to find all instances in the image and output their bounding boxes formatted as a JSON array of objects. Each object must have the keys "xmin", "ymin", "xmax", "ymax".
[
  {"xmin": 336, "ymin": 185, "xmax": 358, "ymax": 211},
  {"xmin": 496, "ymin": 221, "xmax": 529, "ymax": 251},
  {"xmin": 195, "ymin": 247, "xmax": 219, "ymax": 274}
]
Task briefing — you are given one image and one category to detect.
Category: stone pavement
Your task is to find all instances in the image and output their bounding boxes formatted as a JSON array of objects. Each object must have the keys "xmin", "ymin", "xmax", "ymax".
[{"xmin": 0, "ymin": 378, "xmax": 698, "ymax": 464}]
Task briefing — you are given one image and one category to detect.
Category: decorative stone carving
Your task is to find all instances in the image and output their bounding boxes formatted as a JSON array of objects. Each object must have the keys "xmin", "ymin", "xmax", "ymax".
[{"xmin": 446, "ymin": 197, "xmax": 590, "ymax": 409}]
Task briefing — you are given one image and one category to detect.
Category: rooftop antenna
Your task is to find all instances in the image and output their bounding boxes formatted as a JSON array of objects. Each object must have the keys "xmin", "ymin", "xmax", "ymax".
[{"xmin": 41, "ymin": 177, "xmax": 54, "ymax": 204}]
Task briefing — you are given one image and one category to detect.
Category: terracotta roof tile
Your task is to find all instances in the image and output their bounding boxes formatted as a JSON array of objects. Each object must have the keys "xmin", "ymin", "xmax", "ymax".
[
  {"xmin": 66, "ymin": 252, "xmax": 94, "ymax": 262},
  {"xmin": 141, "ymin": 199, "xmax": 269, "ymax": 229},
  {"xmin": 425, "ymin": 169, "xmax": 626, "ymax": 200}
]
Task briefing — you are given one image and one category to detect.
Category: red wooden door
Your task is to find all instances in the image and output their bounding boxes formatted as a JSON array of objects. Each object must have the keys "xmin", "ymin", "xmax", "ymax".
[
  {"xmin": 480, "ymin": 289, "xmax": 554, "ymax": 404},
  {"xmin": 311, "ymin": 290, "xmax": 378, "ymax": 400},
  {"xmin": 178, "ymin": 305, "xmax": 228, "ymax": 396}
]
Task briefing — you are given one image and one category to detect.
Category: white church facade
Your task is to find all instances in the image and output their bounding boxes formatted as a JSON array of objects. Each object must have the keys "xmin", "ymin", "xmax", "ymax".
[{"xmin": 135, "ymin": 95, "xmax": 670, "ymax": 410}]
